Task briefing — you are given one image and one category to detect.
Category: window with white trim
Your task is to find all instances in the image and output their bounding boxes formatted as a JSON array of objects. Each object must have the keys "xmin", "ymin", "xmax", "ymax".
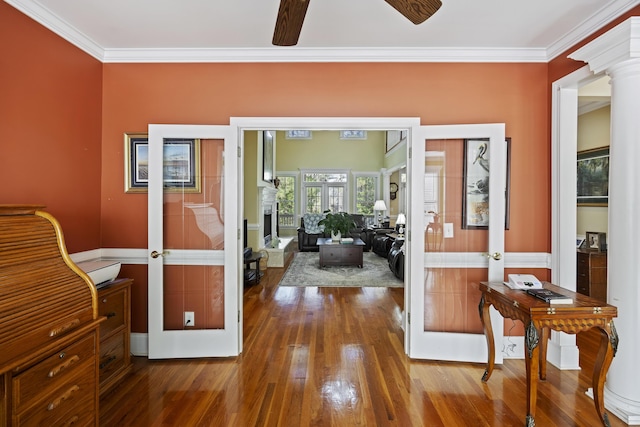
[
  {"xmin": 276, "ymin": 175, "xmax": 296, "ymax": 229},
  {"xmin": 353, "ymin": 172, "xmax": 378, "ymax": 226},
  {"xmin": 301, "ymin": 171, "xmax": 348, "ymax": 214}
]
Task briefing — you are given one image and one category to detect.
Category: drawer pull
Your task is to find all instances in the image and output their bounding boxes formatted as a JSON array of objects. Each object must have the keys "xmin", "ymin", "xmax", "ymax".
[
  {"xmin": 48, "ymin": 355, "xmax": 80, "ymax": 378},
  {"xmin": 63, "ymin": 415, "xmax": 79, "ymax": 426},
  {"xmin": 49, "ymin": 319, "xmax": 80, "ymax": 337},
  {"xmin": 47, "ymin": 385, "xmax": 80, "ymax": 411},
  {"xmin": 100, "ymin": 355, "xmax": 117, "ymax": 369},
  {"xmin": 106, "ymin": 312, "xmax": 117, "ymax": 319}
]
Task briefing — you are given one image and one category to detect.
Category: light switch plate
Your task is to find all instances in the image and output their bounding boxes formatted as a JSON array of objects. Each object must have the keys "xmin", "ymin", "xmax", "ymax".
[{"xmin": 443, "ymin": 223, "xmax": 454, "ymax": 238}]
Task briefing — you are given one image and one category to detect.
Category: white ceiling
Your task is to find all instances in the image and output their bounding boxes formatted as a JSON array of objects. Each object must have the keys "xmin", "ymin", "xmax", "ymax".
[{"xmin": 5, "ymin": 0, "xmax": 640, "ymax": 63}]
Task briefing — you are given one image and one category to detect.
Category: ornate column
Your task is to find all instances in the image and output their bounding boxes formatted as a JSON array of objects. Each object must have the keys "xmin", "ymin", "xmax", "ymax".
[{"xmin": 570, "ymin": 17, "xmax": 640, "ymax": 423}]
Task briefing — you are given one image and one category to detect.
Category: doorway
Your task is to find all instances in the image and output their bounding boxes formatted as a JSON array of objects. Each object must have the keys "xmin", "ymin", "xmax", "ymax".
[{"xmin": 234, "ymin": 118, "xmax": 506, "ymax": 363}]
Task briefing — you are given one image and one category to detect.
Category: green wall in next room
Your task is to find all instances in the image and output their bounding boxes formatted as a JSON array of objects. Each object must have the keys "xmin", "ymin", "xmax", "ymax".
[{"xmin": 276, "ymin": 130, "xmax": 386, "ymax": 171}]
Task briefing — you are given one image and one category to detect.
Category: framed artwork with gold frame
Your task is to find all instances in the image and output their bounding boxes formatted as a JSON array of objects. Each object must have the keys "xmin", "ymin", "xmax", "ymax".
[{"xmin": 125, "ymin": 133, "xmax": 201, "ymax": 193}]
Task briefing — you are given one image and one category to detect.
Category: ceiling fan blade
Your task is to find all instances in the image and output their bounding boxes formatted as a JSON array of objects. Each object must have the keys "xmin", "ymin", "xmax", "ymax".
[
  {"xmin": 273, "ymin": 0, "xmax": 311, "ymax": 46},
  {"xmin": 384, "ymin": 0, "xmax": 442, "ymax": 25}
]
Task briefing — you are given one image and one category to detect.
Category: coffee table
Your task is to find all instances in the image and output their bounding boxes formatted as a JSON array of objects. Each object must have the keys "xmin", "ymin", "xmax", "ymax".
[{"xmin": 317, "ymin": 237, "xmax": 366, "ymax": 268}]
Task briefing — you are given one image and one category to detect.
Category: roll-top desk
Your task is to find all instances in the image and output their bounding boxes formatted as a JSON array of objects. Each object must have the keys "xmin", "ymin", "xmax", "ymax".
[{"xmin": 0, "ymin": 205, "xmax": 103, "ymax": 426}]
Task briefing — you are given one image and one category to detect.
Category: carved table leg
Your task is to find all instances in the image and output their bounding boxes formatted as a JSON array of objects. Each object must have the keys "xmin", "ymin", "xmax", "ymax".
[
  {"xmin": 525, "ymin": 321, "xmax": 540, "ymax": 426},
  {"xmin": 539, "ymin": 327, "xmax": 550, "ymax": 381},
  {"xmin": 592, "ymin": 320, "xmax": 618, "ymax": 427},
  {"xmin": 479, "ymin": 295, "xmax": 495, "ymax": 382}
]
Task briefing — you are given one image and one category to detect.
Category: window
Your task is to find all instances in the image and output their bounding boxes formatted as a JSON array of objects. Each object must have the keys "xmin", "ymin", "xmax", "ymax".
[
  {"xmin": 285, "ymin": 130, "xmax": 312, "ymax": 139},
  {"xmin": 340, "ymin": 130, "xmax": 367, "ymax": 139},
  {"xmin": 302, "ymin": 171, "xmax": 348, "ymax": 213},
  {"xmin": 276, "ymin": 175, "xmax": 296, "ymax": 228},
  {"xmin": 353, "ymin": 173, "xmax": 378, "ymax": 226}
]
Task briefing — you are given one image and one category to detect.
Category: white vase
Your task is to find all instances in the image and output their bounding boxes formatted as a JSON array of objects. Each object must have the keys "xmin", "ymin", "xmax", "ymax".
[{"xmin": 331, "ymin": 231, "xmax": 341, "ymax": 242}]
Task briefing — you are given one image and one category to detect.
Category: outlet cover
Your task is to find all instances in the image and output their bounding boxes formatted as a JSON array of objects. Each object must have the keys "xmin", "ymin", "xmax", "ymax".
[{"xmin": 184, "ymin": 311, "xmax": 195, "ymax": 327}]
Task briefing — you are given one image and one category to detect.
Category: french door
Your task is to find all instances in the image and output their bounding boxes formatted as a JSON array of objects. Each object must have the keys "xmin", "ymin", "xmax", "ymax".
[
  {"xmin": 147, "ymin": 124, "xmax": 239, "ymax": 358},
  {"xmin": 408, "ymin": 123, "xmax": 506, "ymax": 363}
]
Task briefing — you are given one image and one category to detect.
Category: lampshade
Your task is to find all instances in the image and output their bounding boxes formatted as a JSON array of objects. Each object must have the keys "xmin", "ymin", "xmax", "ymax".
[
  {"xmin": 373, "ymin": 200, "xmax": 387, "ymax": 211},
  {"xmin": 396, "ymin": 213, "xmax": 406, "ymax": 225}
]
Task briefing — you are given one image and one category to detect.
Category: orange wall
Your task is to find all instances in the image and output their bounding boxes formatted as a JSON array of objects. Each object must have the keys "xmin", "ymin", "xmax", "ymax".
[
  {"xmin": 8, "ymin": 2, "xmax": 637, "ymax": 335},
  {"xmin": 101, "ymin": 62, "xmax": 551, "ymax": 252},
  {"xmin": 101, "ymin": 62, "xmax": 550, "ymax": 332},
  {"xmin": 0, "ymin": 2, "xmax": 103, "ymax": 253}
]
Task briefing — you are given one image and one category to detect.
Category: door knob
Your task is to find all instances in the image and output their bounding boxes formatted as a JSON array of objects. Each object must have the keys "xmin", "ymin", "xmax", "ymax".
[
  {"xmin": 150, "ymin": 250, "xmax": 168, "ymax": 259},
  {"xmin": 483, "ymin": 252, "xmax": 502, "ymax": 261}
]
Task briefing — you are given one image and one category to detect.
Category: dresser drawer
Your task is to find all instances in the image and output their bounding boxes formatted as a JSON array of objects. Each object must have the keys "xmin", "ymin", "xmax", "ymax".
[
  {"xmin": 98, "ymin": 286, "xmax": 126, "ymax": 338},
  {"xmin": 99, "ymin": 330, "xmax": 126, "ymax": 384},
  {"xmin": 14, "ymin": 363, "xmax": 96, "ymax": 427},
  {"xmin": 12, "ymin": 333, "xmax": 95, "ymax": 414}
]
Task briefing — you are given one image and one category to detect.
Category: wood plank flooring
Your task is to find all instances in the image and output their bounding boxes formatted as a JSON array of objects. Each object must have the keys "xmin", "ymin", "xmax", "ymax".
[{"xmin": 100, "ymin": 263, "xmax": 626, "ymax": 426}]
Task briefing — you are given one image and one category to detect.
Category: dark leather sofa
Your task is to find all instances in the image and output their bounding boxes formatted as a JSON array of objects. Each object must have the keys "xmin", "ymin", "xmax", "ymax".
[
  {"xmin": 297, "ymin": 214, "xmax": 374, "ymax": 252},
  {"xmin": 371, "ymin": 228, "xmax": 395, "ymax": 257},
  {"xmin": 387, "ymin": 239, "xmax": 405, "ymax": 280}
]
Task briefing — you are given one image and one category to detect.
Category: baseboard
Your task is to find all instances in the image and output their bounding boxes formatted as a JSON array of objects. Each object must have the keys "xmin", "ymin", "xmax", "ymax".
[
  {"xmin": 586, "ymin": 387, "xmax": 640, "ymax": 424},
  {"xmin": 131, "ymin": 332, "xmax": 148, "ymax": 357}
]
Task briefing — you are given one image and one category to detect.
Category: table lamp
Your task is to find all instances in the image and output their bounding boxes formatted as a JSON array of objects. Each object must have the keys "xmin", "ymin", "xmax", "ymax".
[
  {"xmin": 373, "ymin": 200, "xmax": 387, "ymax": 227},
  {"xmin": 396, "ymin": 213, "xmax": 406, "ymax": 238}
]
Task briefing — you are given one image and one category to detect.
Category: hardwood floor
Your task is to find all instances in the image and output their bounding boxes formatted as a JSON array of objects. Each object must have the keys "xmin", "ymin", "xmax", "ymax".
[{"xmin": 100, "ymin": 264, "xmax": 625, "ymax": 426}]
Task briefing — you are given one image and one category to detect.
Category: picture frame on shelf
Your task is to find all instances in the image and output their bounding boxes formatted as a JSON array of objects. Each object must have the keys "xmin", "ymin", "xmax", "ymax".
[
  {"xmin": 462, "ymin": 138, "xmax": 511, "ymax": 229},
  {"xmin": 576, "ymin": 235, "xmax": 586, "ymax": 249},
  {"xmin": 125, "ymin": 133, "xmax": 201, "ymax": 193},
  {"xmin": 577, "ymin": 147, "xmax": 609, "ymax": 206},
  {"xmin": 585, "ymin": 231, "xmax": 606, "ymax": 252}
]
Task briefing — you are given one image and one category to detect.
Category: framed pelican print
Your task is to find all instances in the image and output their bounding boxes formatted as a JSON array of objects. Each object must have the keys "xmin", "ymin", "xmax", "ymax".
[{"xmin": 462, "ymin": 138, "xmax": 511, "ymax": 229}]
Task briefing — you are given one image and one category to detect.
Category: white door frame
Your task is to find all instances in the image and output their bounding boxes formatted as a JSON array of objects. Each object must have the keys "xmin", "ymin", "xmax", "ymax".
[{"xmin": 232, "ymin": 116, "xmax": 420, "ymax": 348}]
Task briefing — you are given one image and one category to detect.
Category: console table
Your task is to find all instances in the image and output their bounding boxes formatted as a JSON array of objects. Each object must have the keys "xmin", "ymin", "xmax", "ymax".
[
  {"xmin": 478, "ymin": 281, "xmax": 618, "ymax": 427},
  {"xmin": 317, "ymin": 237, "xmax": 365, "ymax": 268}
]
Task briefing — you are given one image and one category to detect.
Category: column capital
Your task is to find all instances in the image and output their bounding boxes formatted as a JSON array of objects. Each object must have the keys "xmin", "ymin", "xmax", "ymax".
[{"xmin": 569, "ymin": 17, "xmax": 640, "ymax": 74}]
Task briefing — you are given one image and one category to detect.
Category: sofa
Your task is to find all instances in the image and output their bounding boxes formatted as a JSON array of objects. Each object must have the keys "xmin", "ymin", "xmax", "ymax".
[
  {"xmin": 297, "ymin": 213, "xmax": 374, "ymax": 252},
  {"xmin": 387, "ymin": 239, "xmax": 405, "ymax": 280},
  {"xmin": 371, "ymin": 228, "xmax": 395, "ymax": 257}
]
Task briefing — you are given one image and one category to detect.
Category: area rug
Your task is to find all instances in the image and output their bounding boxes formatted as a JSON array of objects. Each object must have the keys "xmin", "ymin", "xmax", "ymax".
[{"xmin": 278, "ymin": 251, "xmax": 403, "ymax": 287}]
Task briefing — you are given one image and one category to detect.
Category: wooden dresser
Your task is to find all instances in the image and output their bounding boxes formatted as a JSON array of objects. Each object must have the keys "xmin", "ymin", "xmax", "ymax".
[
  {"xmin": 0, "ymin": 205, "xmax": 103, "ymax": 427},
  {"xmin": 97, "ymin": 278, "xmax": 132, "ymax": 395},
  {"xmin": 576, "ymin": 249, "xmax": 607, "ymax": 302}
]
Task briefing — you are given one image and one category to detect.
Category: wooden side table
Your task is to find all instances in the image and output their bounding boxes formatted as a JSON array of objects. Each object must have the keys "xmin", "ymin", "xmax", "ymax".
[
  {"xmin": 479, "ymin": 281, "xmax": 618, "ymax": 427},
  {"xmin": 243, "ymin": 253, "xmax": 263, "ymax": 286}
]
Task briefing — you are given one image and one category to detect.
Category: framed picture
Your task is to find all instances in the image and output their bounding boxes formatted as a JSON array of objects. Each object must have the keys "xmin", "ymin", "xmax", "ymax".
[
  {"xmin": 386, "ymin": 130, "xmax": 407, "ymax": 152},
  {"xmin": 585, "ymin": 231, "xmax": 606, "ymax": 251},
  {"xmin": 462, "ymin": 138, "xmax": 511, "ymax": 229},
  {"xmin": 577, "ymin": 147, "xmax": 609, "ymax": 206},
  {"xmin": 125, "ymin": 133, "xmax": 201, "ymax": 193},
  {"xmin": 262, "ymin": 130, "xmax": 274, "ymax": 183},
  {"xmin": 576, "ymin": 235, "xmax": 586, "ymax": 249}
]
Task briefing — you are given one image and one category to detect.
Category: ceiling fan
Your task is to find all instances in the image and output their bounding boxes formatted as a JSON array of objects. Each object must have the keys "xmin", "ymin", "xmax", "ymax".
[{"xmin": 272, "ymin": 0, "xmax": 443, "ymax": 46}]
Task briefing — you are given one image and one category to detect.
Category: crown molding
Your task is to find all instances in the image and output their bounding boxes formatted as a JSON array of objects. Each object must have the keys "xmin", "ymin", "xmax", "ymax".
[
  {"xmin": 546, "ymin": 0, "xmax": 640, "ymax": 61},
  {"xmin": 569, "ymin": 17, "xmax": 640, "ymax": 73},
  {"xmin": 5, "ymin": 0, "xmax": 103, "ymax": 60},
  {"xmin": 7, "ymin": 0, "xmax": 639, "ymax": 64},
  {"xmin": 101, "ymin": 47, "xmax": 547, "ymax": 64}
]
